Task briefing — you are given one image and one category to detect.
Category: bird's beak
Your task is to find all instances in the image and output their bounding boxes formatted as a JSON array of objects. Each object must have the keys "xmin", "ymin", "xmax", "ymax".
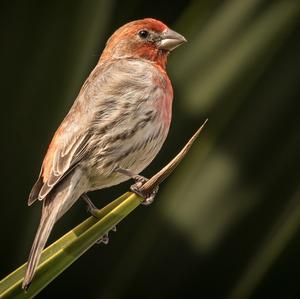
[{"xmin": 159, "ymin": 28, "xmax": 187, "ymax": 51}]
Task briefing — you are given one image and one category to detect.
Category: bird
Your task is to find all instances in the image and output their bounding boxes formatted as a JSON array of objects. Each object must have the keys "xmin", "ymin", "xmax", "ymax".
[{"xmin": 22, "ymin": 18, "xmax": 186, "ymax": 290}]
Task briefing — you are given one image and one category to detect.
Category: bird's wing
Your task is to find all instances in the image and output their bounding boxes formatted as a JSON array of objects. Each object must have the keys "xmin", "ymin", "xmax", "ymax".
[
  {"xmin": 28, "ymin": 105, "xmax": 91, "ymax": 205},
  {"xmin": 27, "ymin": 62, "xmax": 118, "ymax": 206},
  {"xmin": 27, "ymin": 72, "xmax": 97, "ymax": 206}
]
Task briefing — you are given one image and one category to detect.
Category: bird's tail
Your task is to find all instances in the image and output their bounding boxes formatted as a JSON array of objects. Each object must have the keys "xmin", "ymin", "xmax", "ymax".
[
  {"xmin": 22, "ymin": 211, "xmax": 56, "ymax": 290},
  {"xmin": 22, "ymin": 168, "xmax": 85, "ymax": 290}
]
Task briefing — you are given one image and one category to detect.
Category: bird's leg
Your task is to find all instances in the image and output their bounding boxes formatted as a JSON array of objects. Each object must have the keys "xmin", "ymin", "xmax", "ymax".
[
  {"xmin": 81, "ymin": 193, "xmax": 117, "ymax": 244},
  {"xmin": 115, "ymin": 167, "xmax": 147, "ymax": 183},
  {"xmin": 81, "ymin": 193, "xmax": 99, "ymax": 218},
  {"xmin": 114, "ymin": 167, "xmax": 159, "ymax": 205}
]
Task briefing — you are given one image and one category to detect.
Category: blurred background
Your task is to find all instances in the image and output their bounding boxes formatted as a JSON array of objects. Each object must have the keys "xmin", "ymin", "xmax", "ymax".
[{"xmin": 1, "ymin": 0, "xmax": 300, "ymax": 298}]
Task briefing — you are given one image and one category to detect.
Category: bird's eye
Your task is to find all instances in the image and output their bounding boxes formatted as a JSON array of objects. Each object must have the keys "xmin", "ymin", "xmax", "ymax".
[{"xmin": 138, "ymin": 30, "xmax": 149, "ymax": 39}]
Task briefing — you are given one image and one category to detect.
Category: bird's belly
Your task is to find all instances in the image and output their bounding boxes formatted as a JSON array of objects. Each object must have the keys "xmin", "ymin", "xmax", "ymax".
[{"xmin": 87, "ymin": 124, "xmax": 168, "ymax": 190}]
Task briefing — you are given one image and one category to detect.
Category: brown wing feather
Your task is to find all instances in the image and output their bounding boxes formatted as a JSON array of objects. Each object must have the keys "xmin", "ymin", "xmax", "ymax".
[
  {"xmin": 27, "ymin": 63, "xmax": 107, "ymax": 206},
  {"xmin": 27, "ymin": 85, "xmax": 94, "ymax": 205},
  {"xmin": 28, "ymin": 175, "xmax": 44, "ymax": 206},
  {"xmin": 28, "ymin": 131, "xmax": 90, "ymax": 205},
  {"xmin": 38, "ymin": 133, "xmax": 89, "ymax": 199}
]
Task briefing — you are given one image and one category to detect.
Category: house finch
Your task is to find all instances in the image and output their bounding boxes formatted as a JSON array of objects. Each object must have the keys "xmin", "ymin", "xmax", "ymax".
[{"xmin": 22, "ymin": 18, "xmax": 186, "ymax": 289}]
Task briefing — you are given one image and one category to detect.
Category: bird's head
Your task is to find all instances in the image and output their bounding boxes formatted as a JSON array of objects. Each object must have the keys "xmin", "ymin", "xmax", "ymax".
[{"xmin": 100, "ymin": 18, "xmax": 186, "ymax": 69}]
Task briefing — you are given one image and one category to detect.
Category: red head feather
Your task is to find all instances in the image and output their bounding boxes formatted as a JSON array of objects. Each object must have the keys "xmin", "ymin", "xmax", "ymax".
[{"xmin": 100, "ymin": 18, "xmax": 170, "ymax": 68}]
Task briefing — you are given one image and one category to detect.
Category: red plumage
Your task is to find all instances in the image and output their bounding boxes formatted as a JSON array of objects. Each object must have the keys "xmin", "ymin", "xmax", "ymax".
[{"xmin": 23, "ymin": 18, "xmax": 186, "ymax": 289}]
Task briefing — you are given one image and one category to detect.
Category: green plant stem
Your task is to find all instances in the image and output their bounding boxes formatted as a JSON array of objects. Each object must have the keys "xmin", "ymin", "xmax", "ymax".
[
  {"xmin": 0, "ymin": 192, "xmax": 141, "ymax": 299},
  {"xmin": 0, "ymin": 121, "xmax": 207, "ymax": 299}
]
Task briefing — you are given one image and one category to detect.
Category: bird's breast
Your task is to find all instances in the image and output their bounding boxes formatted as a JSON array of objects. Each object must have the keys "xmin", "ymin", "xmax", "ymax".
[{"xmin": 83, "ymin": 59, "xmax": 173, "ymax": 189}]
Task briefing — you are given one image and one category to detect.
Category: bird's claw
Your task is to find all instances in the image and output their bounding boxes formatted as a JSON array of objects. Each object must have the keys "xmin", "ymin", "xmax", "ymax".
[
  {"xmin": 97, "ymin": 233, "xmax": 109, "ymax": 245},
  {"xmin": 114, "ymin": 167, "xmax": 159, "ymax": 205},
  {"xmin": 96, "ymin": 226, "xmax": 117, "ymax": 245},
  {"xmin": 132, "ymin": 174, "xmax": 148, "ymax": 184},
  {"xmin": 130, "ymin": 179, "xmax": 159, "ymax": 206}
]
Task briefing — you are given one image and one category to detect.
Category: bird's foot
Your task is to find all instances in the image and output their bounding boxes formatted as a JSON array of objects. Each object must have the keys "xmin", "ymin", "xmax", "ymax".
[
  {"xmin": 115, "ymin": 167, "xmax": 159, "ymax": 205},
  {"xmin": 81, "ymin": 193, "xmax": 100, "ymax": 218},
  {"xmin": 96, "ymin": 226, "xmax": 117, "ymax": 245},
  {"xmin": 130, "ymin": 181, "xmax": 159, "ymax": 205}
]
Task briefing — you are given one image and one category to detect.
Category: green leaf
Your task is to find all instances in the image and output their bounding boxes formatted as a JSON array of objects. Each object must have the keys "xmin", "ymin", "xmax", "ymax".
[{"xmin": 0, "ymin": 192, "xmax": 142, "ymax": 299}]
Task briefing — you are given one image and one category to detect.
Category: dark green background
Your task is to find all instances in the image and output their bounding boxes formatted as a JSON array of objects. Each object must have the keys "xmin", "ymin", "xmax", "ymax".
[{"xmin": 1, "ymin": 0, "xmax": 300, "ymax": 298}]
